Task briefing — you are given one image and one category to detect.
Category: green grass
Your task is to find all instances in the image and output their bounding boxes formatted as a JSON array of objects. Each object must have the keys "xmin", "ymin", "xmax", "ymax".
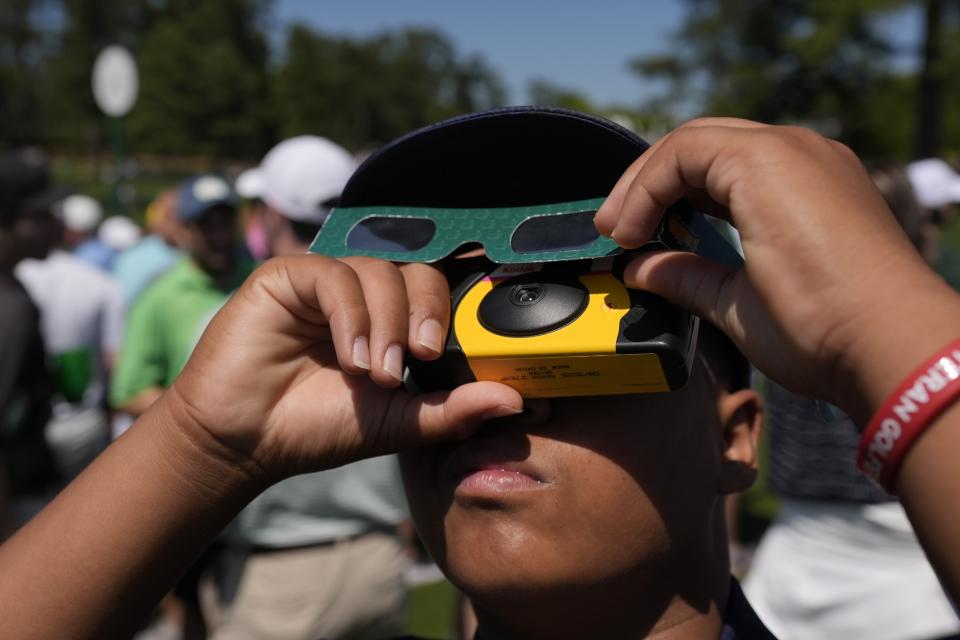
[{"xmin": 406, "ymin": 579, "xmax": 460, "ymax": 639}]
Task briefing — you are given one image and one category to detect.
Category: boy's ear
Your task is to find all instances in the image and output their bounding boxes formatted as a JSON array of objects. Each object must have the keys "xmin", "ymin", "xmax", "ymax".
[{"xmin": 716, "ymin": 388, "xmax": 763, "ymax": 495}]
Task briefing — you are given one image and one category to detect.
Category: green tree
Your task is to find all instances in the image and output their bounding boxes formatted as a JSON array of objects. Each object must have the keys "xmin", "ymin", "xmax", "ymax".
[
  {"xmin": 528, "ymin": 79, "xmax": 597, "ymax": 113},
  {"xmin": 273, "ymin": 25, "xmax": 505, "ymax": 150},
  {"xmin": 916, "ymin": 0, "xmax": 960, "ymax": 157},
  {"xmin": 126, "ymin": 0, "xmax": 271, "ymax": 158},
  {"xmin": 40, "ymin": 0, "xmax": 155, "ymax": 151},
  {"xmin": 632, "ymin": 0, "xmax": 920, "ymax": 157},
  {"xmin": 0, "ymin": 0, "xmax": 51, "ymax": 146}
]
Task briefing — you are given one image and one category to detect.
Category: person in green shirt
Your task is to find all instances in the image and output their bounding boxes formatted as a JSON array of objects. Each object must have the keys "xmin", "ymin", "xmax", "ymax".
[
  {"xmin": 110, "ymin": 174, "xmax": 251, "ymax": 640},
  {"xmin": 111, "ymin": 175, "xmax": 250, "ymax": 417}
]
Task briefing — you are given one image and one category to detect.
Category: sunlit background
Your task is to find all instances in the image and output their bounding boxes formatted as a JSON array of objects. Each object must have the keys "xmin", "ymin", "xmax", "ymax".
[
  {"xmin": 4, "ymin": 1, "xmax": 960, "ymax": 637},
  {"xmin": 3, "ymin": 1, "xmax": 958, "ymax": 216}
]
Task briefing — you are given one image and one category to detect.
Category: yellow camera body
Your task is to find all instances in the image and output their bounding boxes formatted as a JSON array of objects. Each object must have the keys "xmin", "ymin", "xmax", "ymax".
[{"xmin": 405, "ymin": 257, "xmax": 699, "ymax": 398}]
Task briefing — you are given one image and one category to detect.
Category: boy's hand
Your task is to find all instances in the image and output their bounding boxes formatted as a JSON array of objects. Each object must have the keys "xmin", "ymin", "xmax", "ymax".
[
  {"xmin": 161, "ymin": 255, "xmax": 523, "ymax": 484},
  {"xmin": 595, "ymin": 118, "xmax": 960, "ymax": 423}
]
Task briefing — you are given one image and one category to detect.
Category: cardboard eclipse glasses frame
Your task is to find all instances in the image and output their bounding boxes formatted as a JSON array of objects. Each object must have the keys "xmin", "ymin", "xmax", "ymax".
[{"xmin": 308, "ymin": 197, "xmax": 705, "ymax": 264}]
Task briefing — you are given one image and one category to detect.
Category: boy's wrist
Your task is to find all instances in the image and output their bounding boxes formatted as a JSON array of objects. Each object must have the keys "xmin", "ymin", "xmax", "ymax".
[
  {"xmin": 148, "ymin": 388, "xmax": 270, "ymax": 504},
  {"xmin": 836, "ymin": 275, "xmax": 960, "ymax": 428}
]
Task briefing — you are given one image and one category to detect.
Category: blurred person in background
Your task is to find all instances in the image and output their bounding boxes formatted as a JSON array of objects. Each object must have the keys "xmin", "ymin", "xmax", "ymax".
[
  {"xmin": 0, "ymin": 150, "xmax": 63, "ymax": 536},
  {"xmin": 110, "ymin": 174, "xmax": 248, "ymax": 417},
  {"xmin": 741, "ymin": 162, "xmax": 960, "ymax": 640},
  {"xmin": 109, "ymin": 190, "xmax": 182, "ymax": 441},
  {"xmin": 234, "ymin": 173, "xmax": 270, "ymax": 262},
  {"xmin": 71, "ymin": 195, "xmax": 112, "ymax": 270},
  {"xmin": 97, "ymin": 215, "xmax": 142, "ymax": 267},
  {"xmin": 111, "ymin": 174, "xmax": 249, "ymax": 640},
  {"xmin": 112, "ymin": 188, "xmax": 184, "ymax": 307},
  {"xmin": 235, "ymin": 135, "xmax": 353, "ymax": 258},
  {"xmin": 68, "ymin": 193, "xmax": 142, "ymax": 272},
  {"xmin": 59, "ymin": 194, "xmax": 102, "ymax": 251},
  {"xmin": 212, "ymin": 136, "xmax": 411, "ymax": 640},
  {"xmin": 907, "ymin": 158, "xmax": 960, "ymax": 289},
  {"xmin": 15, "ymin": 194, "xmax": 125, "ymax": 483}
]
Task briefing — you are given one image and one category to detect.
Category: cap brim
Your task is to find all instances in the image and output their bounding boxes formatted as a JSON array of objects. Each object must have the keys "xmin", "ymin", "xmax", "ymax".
[{"xmin": 236, "ymin": 168, "xmax": 265, "ymax": 200}]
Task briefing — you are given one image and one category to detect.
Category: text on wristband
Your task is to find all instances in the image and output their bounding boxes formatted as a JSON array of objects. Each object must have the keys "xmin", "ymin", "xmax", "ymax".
[{"xmin": 861, "ymin": 352, "xmax": 960, "ymax": 482}]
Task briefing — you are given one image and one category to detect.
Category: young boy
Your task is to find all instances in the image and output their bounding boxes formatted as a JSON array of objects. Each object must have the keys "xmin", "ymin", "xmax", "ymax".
[
  {"xmin": 6, "ymin": 113, "xmax": 958, "ymax": 640},
  {"xmin": 334, "ymin": 107, "xmax": 770, "ymax": 638}
]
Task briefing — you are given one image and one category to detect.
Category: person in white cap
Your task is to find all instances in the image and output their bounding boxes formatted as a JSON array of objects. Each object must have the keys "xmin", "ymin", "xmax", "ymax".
[
  {"xmin": 236, "ymin": 135, "xmax": 356, "ymax": 257},
  {"xmin": 97, "ymin": 216, "xmax": 141, "ymax": 255},
  {"xmin": 907, "ymin": 158, "xmax": 960, "ymax": 211},
  {"xmin": 60, "ymin": 194, "xmax": 102, "ymax": 249},
  {"xmin": 212, "ymin": 137, "xmax": 411, "ymax": 640},
  {"xmin": 65, "ymin": 195, "xmax": 123, "ymax": 272},
  {"xmin": 907, "ymin": 158, "xmax": 960, "ymax": 290}
]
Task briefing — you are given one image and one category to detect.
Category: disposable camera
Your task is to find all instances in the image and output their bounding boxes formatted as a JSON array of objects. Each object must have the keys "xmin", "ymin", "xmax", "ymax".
[{"xmin": 402, "ymin": 210, "xmax": 710, "ymax": 398}]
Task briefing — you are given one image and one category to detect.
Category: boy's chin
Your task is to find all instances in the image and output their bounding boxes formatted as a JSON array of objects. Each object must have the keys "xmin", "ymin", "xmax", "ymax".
[
  {"xmin": 446, "ymin": 561, "xmax": 586, "ymax": 606},
  {"xmin": 440, "ymin": 539, "xmax": 638, "ymax": 607}
]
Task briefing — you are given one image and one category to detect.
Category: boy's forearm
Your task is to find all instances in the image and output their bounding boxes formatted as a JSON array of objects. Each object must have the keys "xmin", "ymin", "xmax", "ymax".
[
  {"xmin": 0, "ymin": 392, "xmax": 263, "ymax": 639},
  {"xmin": 898, "ymin": 401, "xmax": 960, "ymax": 602}
]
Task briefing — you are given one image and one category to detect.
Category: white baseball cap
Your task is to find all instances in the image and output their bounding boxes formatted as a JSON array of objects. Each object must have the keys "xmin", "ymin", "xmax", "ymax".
[
  {"xmin": 98, "ymin": 216, "xmax": 141, "ymax": 251},
  {"xmin": 237, "ymin": 135, "xmax": 356, "ymax": 224},
  {"xmin": 61, "ymin": 194, "xmax": 103, "ymax": 232},
  {"xmin": 906, "ymin": 158, "xmax": 960, "ymax": 209}
]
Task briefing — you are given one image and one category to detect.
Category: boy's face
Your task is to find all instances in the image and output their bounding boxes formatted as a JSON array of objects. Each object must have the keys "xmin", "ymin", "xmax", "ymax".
[{"xmin": 399, "ymin": 361, "xmax": 760, "ymax": 617}]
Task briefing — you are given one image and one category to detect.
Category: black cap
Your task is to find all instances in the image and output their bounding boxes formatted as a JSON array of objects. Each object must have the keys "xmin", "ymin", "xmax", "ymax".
[
  {"xmin": 0, "ymin": 149, "xmax": 66, "ymax": 225},
  {"xmin": 340, "ymin": 106, "xmax": 649, "ymax": 209}
]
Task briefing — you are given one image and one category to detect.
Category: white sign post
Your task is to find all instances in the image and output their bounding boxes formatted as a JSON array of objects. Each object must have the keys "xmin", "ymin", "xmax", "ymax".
[
  {"xmin": 92, "ymin": 46, "xmax": 138, "ymax": 118},
  {"xmin": 92, "ymin": 46, "xmax": 138, "ymax": 215}
]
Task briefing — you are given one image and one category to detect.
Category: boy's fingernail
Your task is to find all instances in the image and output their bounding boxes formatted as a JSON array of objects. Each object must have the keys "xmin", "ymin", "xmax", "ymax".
[
  {"xmin": 481, "ymin": 404, "xmax": 525, "ymax": 420},
  {"xmin": 417, "ymin": 318, "xmax": 444, "ymax": 354},
  {"xmin": 383, "ymin": 343, "xmax": 404, "ymax": 382},
  {"xmin": 352, "ymin": 336, "xmax": 371, "ymax": 370}
]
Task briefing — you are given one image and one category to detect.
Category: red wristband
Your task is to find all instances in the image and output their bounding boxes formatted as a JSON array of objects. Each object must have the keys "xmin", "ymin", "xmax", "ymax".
[{"xmin": 856, "ymin": 338, "xmax": 960, "ymax": 493}]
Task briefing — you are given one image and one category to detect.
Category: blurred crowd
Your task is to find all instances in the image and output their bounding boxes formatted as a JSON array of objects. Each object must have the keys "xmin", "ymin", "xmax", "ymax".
[
  {"xmin": 0, "ymin": 136, "xmax": 421, "ymax": 640},
  {"xmin": 2, "ymin": 128, "xmax": 960, "ymax": 640}
]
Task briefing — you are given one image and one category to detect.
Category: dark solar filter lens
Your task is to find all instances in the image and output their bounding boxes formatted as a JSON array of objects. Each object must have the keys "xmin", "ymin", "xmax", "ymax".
[
  {"xmin": 510, "ymin": 210, "xmax": 600, "ymax": 254},
  {"xmin": 346, "ymin": 217, "xmax": 437, "ymax": 252}
]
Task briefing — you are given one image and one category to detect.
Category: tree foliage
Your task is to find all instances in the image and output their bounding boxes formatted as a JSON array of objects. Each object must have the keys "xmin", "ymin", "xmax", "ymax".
[
  {"xmin": 40, "ymin": 0, "xmax": 155, "ymax": 151},
  {"xmin": 0, "ymin": 1, "xmax": 506, "ymax": 158},
  {"xmin": 10, "ymin": 0, "xmax": 960, "ymax": 161},
  {"xmin": 127, "ymin": 0, "xmax": 271, "ymax": 157},
  {"xmin": 632, "ymin": 0, "xmax": 960, "ymax": 158},
  {"xmin": 0, "ymin": 0, "xmax": 51, "ymax": 146},
  {"xmin": 274, "ymin": 25, "xmax": 505, "ymax": 150}
]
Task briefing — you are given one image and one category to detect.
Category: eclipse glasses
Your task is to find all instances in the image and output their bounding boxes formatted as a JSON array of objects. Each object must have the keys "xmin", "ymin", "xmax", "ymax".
[{"xmin": 311, "ymin": 198, "xmax": 635, "ymax": 263}]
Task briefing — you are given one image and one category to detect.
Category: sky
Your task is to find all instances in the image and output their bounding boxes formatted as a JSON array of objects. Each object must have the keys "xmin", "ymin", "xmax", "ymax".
[
  {"xmin": 272, "ymin": 0, "xmax": 688, "ymax": 107},
  {"xmin": 272, "ymin": 0, "xmax": 924, "ymax": 108}
]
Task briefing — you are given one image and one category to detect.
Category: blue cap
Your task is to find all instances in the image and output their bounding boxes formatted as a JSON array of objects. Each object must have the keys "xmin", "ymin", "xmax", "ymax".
[{"xmin": 177, "ymin": 174, "xmax": 237, "ymax": 222}]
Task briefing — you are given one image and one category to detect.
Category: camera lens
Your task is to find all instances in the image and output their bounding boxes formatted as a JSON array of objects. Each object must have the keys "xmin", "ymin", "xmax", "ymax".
[
  {"xmin": 513, "ymin": 285, "xmax": 542, "ymax": 305},
  {"xmin": 478, "ymin": 274, "xmax": 588, "ymax": 337}
]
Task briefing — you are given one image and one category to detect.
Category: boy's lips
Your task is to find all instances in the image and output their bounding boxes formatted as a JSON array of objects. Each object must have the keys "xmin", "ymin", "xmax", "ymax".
[{"xmin": 442, "ymin": 440, "xmax": 552, "ymax": 499}]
